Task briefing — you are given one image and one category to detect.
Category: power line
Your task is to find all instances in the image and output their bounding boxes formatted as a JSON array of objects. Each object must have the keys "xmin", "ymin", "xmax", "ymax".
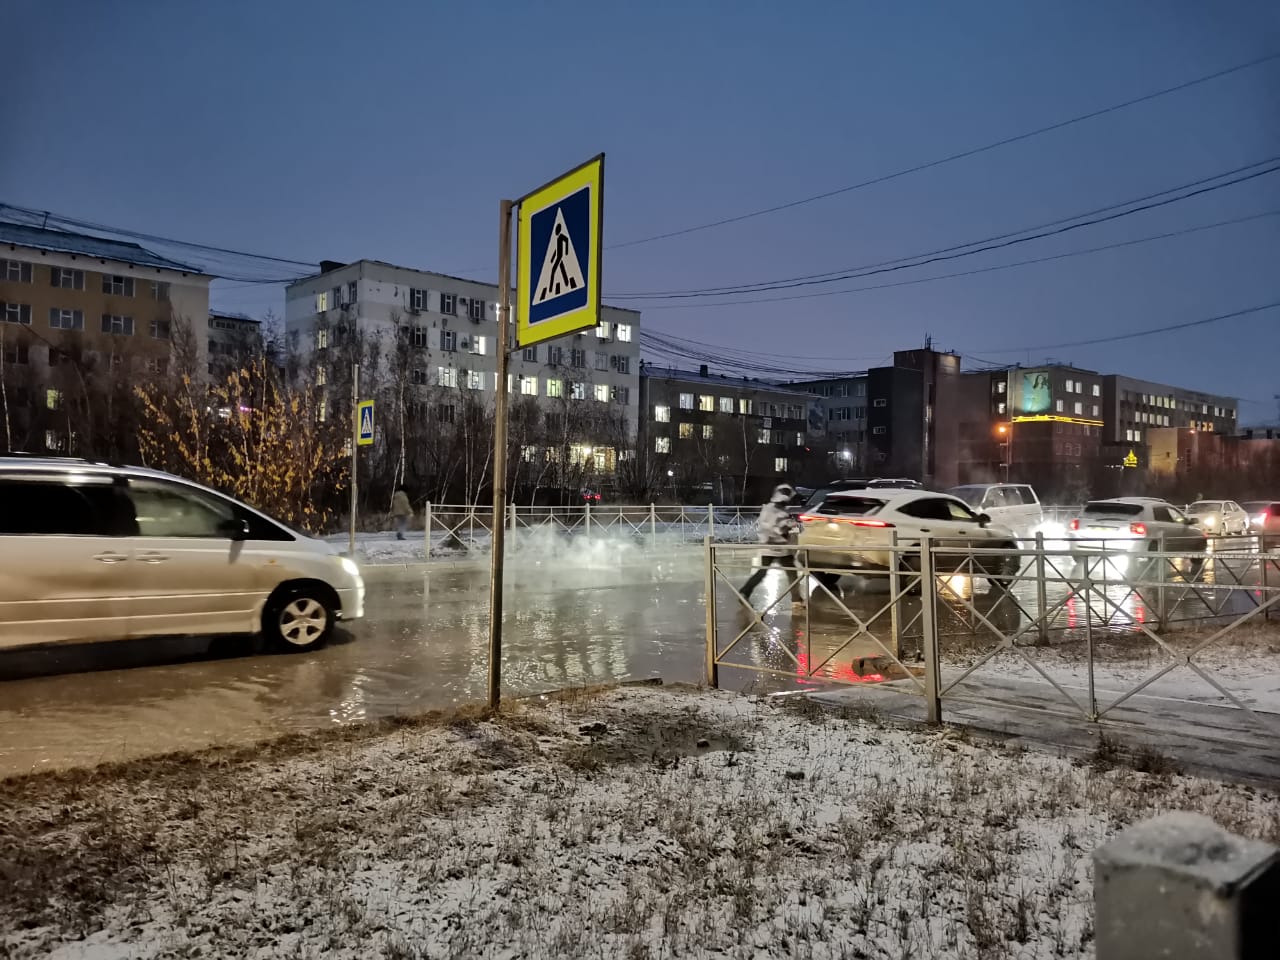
[
  {"xmin": 611, "ymin": 158, "xmax": 1280, "ymax": 299},
  {"xmin": 974, "ymin": 299, "xmax": 1280, "ymax": 353},
  {"xmin": 629, "ymin": 209, "xmax": 1280, "ymax": 311},
  {"xmin": 607, "ymin": 51, "xmax": 1280, "ymax": 250}
]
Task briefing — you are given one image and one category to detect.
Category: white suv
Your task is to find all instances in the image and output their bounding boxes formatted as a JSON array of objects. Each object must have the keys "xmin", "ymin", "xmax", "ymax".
[
  {"xmin": 1067, "ymin": 498, "xmax": 1207, "ymax": 554},
  {"xmin": 0, "ymin": 458, "xmax": 364, "ymax": 652},
  {"xmin": 798, "ymin": 490, "xmax": 1022, "ymax": 591},
  {"xmin": 948, "ymin": 484, "xmax": 1043, "ymax": 538}
]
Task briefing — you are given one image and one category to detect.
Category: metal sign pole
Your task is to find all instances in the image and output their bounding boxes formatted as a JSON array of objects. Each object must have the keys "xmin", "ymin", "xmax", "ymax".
[
  {"xmin": 349, "ymin": 362, "xmax": 359, "ymax": 556},
  {"xmin": 488, "ymin": 199, "xmax": 514, "ymax": 711}
]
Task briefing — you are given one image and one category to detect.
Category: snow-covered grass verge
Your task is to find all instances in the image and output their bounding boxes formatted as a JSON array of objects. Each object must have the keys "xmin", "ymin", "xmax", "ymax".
[{"xmin": 2, "ymin": 686, "xmax": 1277, "ymax": 959}]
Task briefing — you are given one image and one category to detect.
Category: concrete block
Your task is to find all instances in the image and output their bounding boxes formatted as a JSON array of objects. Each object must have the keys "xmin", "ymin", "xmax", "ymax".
[{"xmin": 1094, "ymin": 811, "xmax": 1280, "ymax": 959}]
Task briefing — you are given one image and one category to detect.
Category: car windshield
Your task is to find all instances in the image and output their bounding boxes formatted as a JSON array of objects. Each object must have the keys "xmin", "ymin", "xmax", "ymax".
[
  {"xmin": 948, "ymin": 487, "xmax": 985, "ymax": 507},
  {"xmin": 1188, "ymin": 502, "xmax": 1221, "ymax": 513},
  {"xmin": 1082, "ymin": 501, "xmax": 1144, "ymax": 517},
  {"xmin": 813, "ymin": 496, "xmax": 884, "ymax": 517}
]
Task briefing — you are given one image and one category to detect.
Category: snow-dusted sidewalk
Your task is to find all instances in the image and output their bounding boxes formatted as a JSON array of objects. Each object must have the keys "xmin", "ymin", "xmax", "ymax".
[{"xmin": 2, "ymin": 686, "xmax": 1277, "ymax": 959}]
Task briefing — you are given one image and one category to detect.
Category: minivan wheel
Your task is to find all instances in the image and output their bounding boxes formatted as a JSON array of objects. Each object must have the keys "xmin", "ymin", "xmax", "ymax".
[{"xmin": 265, "ymin": 589, "xmax": 334, "ymax": 652}]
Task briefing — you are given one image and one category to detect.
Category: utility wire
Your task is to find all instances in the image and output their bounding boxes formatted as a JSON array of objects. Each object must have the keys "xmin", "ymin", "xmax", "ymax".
[
  {"xmin": 629, "ymin": 208, "xmax": 1280, "ymax": 310},
  {"xmin": 607, "ymin": 51, "xmax": 1280, "ymax": 250},
  {"xmin": 612, "ymin": 158, "xmax": 1280, "ymax": 299}
]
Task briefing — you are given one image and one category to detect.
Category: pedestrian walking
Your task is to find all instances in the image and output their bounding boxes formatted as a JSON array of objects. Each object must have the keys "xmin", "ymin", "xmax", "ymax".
[
  {"xmin": 740, "ymin": 484, "xmax": 804, "ymax": 603},
  {"xmin": 391, "ymin": 488, "xmax": 413, "ymax": 541}
]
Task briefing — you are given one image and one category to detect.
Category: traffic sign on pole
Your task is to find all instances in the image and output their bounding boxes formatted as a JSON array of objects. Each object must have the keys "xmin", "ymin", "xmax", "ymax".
[
  {"xmin": 357, "ymin": 400, "xmax": 375, "ymax": 446},
  {"xmin": 516, "ymin": 154, "xmax": 604, "ymax": 348}
]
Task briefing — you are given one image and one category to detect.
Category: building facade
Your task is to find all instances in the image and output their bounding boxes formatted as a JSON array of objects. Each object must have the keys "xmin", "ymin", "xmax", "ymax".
[
  {"xmin": 790, "ymin": 374, "xmax": 870, "ymax": 474},
  {"xmin": 639, "ymin": 364, "xmax": 814, "ymax": 502},
  {"xmin": 284, "ymin": 260, "xmax": 641, "ymax": 488},
  {"xmin": 207, "ymin": 310, "xmax": 264, "ymax": 377},
  {"xmin": 0, "ymin": 222, "xmax": 211, "ymax": 454},
  {"xmin": 1102, "ymin": 375, "xmax": 1237, "ymax": 449}
]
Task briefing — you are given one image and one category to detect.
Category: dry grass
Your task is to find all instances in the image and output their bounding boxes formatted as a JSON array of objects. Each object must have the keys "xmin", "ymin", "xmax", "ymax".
[{"xmin": 1, "ymin": 686, "xmax": 1277, "ymax": 959}]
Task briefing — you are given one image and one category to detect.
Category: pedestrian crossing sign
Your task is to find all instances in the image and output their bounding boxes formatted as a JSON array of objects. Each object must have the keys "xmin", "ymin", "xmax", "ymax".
[
  {"xmin": 516, "ymin": 154, "xmax": 603, "ymax": 348},
  {"xmin": 357, "ymin": 400, "xmax": 375, "ymax": 446}
]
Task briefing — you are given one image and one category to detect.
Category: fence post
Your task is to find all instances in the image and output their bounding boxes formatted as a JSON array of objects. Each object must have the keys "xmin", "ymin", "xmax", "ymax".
[
  {"xmin": 1035, "ymin": 532, "xmax": 1049, "ymax": 645},
  {"xmin": 708, "ymin": 502, "xmax": 715, "ymax": 541},
  {"xmin": 584, "ymin": 500, "xmax": 591, "ymax": 538},
  {"xmin": 1094, "ymin": 812, "xmax": 1280, "ymax": 960},
  {"xmin": 424, "ymin": 501, "xmax": 432, "ymax": 559},
  {"xmin": 1083, "ymin": 554, "xmax": 1098, "ymax": 719},
  {"xmin": 920, "ymin": 536, "xmax": 942, "ymax": 724},
  {"xmin": 704, "ymin": 536, "xmax": 719, "ymax": 688},
  {"xmin": 1156, "ymin": 535, "xmax": 1168, "ymax": 631},
  {"xmin": 508, "ymin": 502, "xmax": 516, "ymax": 533},
  {"xmin": 649, "ymin": 502, "xmax": 657, "ymax": 548},
  {"xmin": 1262, "ymin": 544, "xmax": 1271, "ymax": 623},
  {"xmin": 888, "ymin": 529, "xmax": 901, "ymax": 661}
]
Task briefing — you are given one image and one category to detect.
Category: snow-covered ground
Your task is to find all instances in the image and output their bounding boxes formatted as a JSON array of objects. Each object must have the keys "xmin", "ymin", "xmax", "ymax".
[{"xmin": 3, "ymin": 686, "xmax": 1276, "ymax": 959}]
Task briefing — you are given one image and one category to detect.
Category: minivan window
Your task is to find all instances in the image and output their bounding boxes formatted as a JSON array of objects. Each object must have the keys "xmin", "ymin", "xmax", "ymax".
[
  {"xmin": 1083, "ymin": 501, "xmax": 1144, "ymax": 517},
  {"xmin": 1015, "ymin": 486, "xmax": 1037, "ymax": 505},
  {"xmin": 0, "ymin": 479, "xmax": 121, "ymax": 535},
  {"xmin": 128, "ymin": 480, "xmax": 235, "ymax": 538},
  {"xmin": 949, "ymin": 487, "xmax": 984, "ymax": 508}
]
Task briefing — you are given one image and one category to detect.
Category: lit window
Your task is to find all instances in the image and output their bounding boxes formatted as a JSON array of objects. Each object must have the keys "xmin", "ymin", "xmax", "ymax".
[
  {"xmin": 466, "ymin": 370, "xmax": 485, "ymax": 390},
  {"xmin": 595, "ymin": 321, "xmax": 610, "ymax": 339},
  {"xmin": 1055, "ymin": 399, "xmax": 1064, "ymax": 413},
  {"xmin": 795, "ymin": 432, "xmax": 803, "ymax": 446},
  {"xmin": 46, "ymin": 388, "xmax": 61, "ymax": 410},
  {"xmin": 469, "ymin": 336, "xmax": 487, "ymax": 355},
  {"xmin": 655, "ymin": 436, "xmax": 670, "ymax": 454},
  {"xmin": 317, "ymin": 397, "xmax": 327, "ymax": 422},
  {"xmin": 594, "ymin": 383, "xmax": 609, "ymax": 402},
  {"xmin": 679, "ymin": 422, "xmax": 693, "ymax": 439},
  {"xmin": 678, "ymin": 393, "xmax": 694, "ymax": 410},
  {"xmin": 316, "ymin": 366, "xmax": 327, "ymax": 387},
  {"xmin": 654, "ymin": 404, "xmax": 670, "ymax": 422},
  {"xmin": 774, "ymin": 457, "xmax": 788, "ymax": 473},
  {"xmin": 1092, "ymin": 384, "xmax": 1101, "ymax": 397},
  {"xmin": 545, "ymin": 378, "xmax": 563, "ymax": 398},
  {"xmin": 995, "ymin": 381, "xmax": 1006, "ymax": 394},
  {"xmin": 757, "ymin": 429, "xmax": 771, "ymax": 443},
  {"xmin": 521, "ymin": 376, "xmax": 538, "ymax": 396},
  {"xmin": 570, "ymin": 382, "xmax": 586, "ymax": 401},
  {"xmin": 739, "ymin": 398, "xmax": 751, "ymax": 415},
  {"xmin": 1092, "ymin": 405, "xmax": 1099, "ymax": 417},
  {"xmin": 698, "ymin": 395, "xmax": 714, "ymax": 412},
  {"xmin": 1073, "ymin": 401, "xmax": 1083, "ymax": 415},
  {"xmin": 438, "ymin": 366, "xmax": 457, "ymax": 388},
  {"xmin": 316, "ymin": 291, "xmax": 328, "ymax": 312},
  {"xmin": 615, "ymin": 323, "xmax": 632, "ymax": 342},
  {"xmin": 718, "ymin": 396, "xmax": 733, "ymax": 414},
  {"xmin": 316, "ymin": 328, "xmax": 328, "ymax": 349},
  {"xmin": 703, "ymin": 424, "xmax": 714, "ymax": 440}
]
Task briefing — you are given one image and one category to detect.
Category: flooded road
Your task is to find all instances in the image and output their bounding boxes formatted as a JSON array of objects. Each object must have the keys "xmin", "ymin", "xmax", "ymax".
[
  {"xmin": 0, "ymin": 556, "xmax": 709, "ymax": 776},
  {"xmin": 1, "ymin": 546, "xmax": 1272, "ymax": 776}
]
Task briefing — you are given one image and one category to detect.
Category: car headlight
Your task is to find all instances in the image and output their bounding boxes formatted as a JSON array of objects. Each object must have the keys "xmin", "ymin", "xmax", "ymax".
[
  {"xmin": 340, "ymin": 557, "xmax": 361, "ymax": 578},
  {"xmin": 1203, "ymin": 516, "xmax": 1216, "ymax": 526}
]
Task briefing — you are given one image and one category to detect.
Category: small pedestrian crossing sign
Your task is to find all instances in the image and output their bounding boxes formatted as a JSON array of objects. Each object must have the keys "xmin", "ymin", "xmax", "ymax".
[
  {"xmin": 357, "ymin": 400, "xmax": 375, "ymax": 446},
  {"xmin": 517, "ymin": 154, "xmax": 603, "ymax": 348}
]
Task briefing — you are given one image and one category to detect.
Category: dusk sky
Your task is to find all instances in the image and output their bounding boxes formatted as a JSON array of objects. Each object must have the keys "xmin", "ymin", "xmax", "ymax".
[{"xmin": 6, "ymin": 1, "xmax": 1279, "ymax": 421}]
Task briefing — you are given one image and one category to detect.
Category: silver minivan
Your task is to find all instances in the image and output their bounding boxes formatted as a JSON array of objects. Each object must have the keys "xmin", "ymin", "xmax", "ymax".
[
  {"xmin": 0, "ymin": 457, "xmax": 364, "ymax": 652},
  {"xmin": 947, "ymin": 484, "xmax": 1044, "ymax": 538}
]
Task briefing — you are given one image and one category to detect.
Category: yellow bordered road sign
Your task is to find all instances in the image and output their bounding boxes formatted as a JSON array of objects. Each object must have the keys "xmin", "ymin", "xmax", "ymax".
[
  {"xmin": 357, "ymin": 400, "xmax": 375, "ymax": 446},
  {"xmin": 516, "ymin": 154, "xmax": 603, "ymax": 348}
]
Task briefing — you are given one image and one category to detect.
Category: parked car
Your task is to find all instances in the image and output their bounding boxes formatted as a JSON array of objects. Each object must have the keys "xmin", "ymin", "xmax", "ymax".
[
  {"xmin": 947, "ymin": 483, "xmax": 1043, "ymax": 538},
  {"xmin": 1240, "ymin": 501, "xmax": 1280, "ymax": 538},
  {"xmin": 792, "ymin": 478, "xmax": 924, "ymax": 517},
  {"xmin": 798, "ymin": 490, "xmax": 1021, "ymax": 592},
  {"xmin": 1185, "ymin": 500, "xmax": 1250, "ymax": 536},
  {"xmin": 1067, "ymin": 498, "xmax": 1207, "ymax": 554},
  {"xmin": 0, "ymin": 457, "xmax": 364, "ymax": 653}
]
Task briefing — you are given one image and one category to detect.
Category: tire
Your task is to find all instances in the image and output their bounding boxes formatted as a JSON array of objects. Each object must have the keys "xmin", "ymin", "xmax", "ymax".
[
  {"xmin": 813, "ymin": 571, "xmax": 842, "ymax": 591},
  {"xmin": 263, "ymin": 586, "xmax": 335, "ymax": 652}
]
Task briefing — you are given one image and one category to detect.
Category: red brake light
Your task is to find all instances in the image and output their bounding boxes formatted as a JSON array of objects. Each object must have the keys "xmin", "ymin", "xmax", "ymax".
[
  {"xmin": 1069, "ymin": 519, "xmax": 1080, "ymax": 531},
  {"xmin": 798, "ymin": 514, "xmax": 892, "ymax": 527},
  {"xmin": 1130, "ymin": 522, "xmax": 1147, "ymax": 536},
  {"xmin": 799, "ymin": 514, "xmax": 819, "ymax": 524},
  {"xmin": 850, "ymin": 518, "xmax": 894, "ymax": 528}
]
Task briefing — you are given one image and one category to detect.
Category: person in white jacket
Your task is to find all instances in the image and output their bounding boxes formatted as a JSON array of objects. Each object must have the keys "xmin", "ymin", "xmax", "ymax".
[{"xmin": 740, "ymin": 484, "xmax": 804, "ymax": 602}]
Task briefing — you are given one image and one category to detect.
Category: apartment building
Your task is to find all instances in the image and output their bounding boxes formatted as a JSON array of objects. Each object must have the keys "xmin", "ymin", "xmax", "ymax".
[
  {"xmin": 0, "ymin": 222, "xmax": 211, "ymax": 453},
  {"xmin": 207, "ymin": 310, "xmax": 264, "ymax": 377},
  {"xmin": 283, "ymin": 260, "xmax": 641, "ymax": 474},
  {"xmin": 1102, "ymin": 375, "xmax": 1237, "ymax": 447},
  {"xmin": 639, "ymin": 364, "xmax": 814, "ymax": 502},
  {"xmin": 791, "ymin": 374, "xmax": 870, "ymax": 473}
]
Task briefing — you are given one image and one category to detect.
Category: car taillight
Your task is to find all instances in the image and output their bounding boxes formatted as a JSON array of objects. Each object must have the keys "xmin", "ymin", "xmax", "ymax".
[
  {"xmin": 799, "ymin": 514, "xmax": 819, "ymax": 524},
  {"xmin": 1130, "ymin": 522, "xmax": 1147, "ymax": 536},
  {"xmin": 799, "ymin": 514, "xmax": 893, "ymax": 527},
  {"xmin": 1069, "ymin": 519, "xmax": 1080, "ymax": 531},
  {"xmin": 849, "ymin": 518, "xmax": 894, "ymax": 528}
]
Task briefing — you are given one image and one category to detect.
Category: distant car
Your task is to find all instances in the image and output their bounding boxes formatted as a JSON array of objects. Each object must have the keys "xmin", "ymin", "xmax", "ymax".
[
  {"xmin": 798, "ymin": 490, "xmax": 1021, "ymax": 591},
  {"xmin": 0, "ymin": 457, "xmax": 365, "ymax": 653},
  {"xmin": 1186, "ymin": 500, "xmax": 1250, "ymax": 536},
  {"xmin": 580, "ymin": 488, "xmax": 602, "ymax": 504},
  {"xmin": 1240, "ymin": 501, "xmax": 1280, "ymax": 538},
  {"xmin": 791, "ymin": 478, "xmax": 923, "ymax": 517},
  {"xmin": 948, "ymin": 483, "xmax": 1043, "ymax": 538},
  {"xmin": 1067, "ymin": 498, "xmax": 1207, "ymax": 555}
]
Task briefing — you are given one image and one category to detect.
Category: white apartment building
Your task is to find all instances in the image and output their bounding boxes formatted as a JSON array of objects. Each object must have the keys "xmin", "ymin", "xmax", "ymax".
[{"xmin": 283, "ymin": 259, "xmax": 641, "ymax": 447}]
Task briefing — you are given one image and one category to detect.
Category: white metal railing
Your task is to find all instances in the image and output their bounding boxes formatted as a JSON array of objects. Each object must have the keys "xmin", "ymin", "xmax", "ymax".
[{"xmin": 705, "ymin": 535, "xmax": 1280, "ymax": 740}]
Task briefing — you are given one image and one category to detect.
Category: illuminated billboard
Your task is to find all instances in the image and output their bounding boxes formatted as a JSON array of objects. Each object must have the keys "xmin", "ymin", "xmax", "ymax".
[{"xmin": 1020, "ymin": 370, "xmax": 1051, "ymax": 415}]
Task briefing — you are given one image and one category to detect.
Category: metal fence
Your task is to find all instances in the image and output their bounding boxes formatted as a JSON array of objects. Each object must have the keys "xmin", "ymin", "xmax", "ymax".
[
  {"xmin": 423, "ymin": 502, "xmax": 759, "ymax": 555},
  {"xmin": 705, "ymin": 534, "xmax": 1280, "ymax": 741}
]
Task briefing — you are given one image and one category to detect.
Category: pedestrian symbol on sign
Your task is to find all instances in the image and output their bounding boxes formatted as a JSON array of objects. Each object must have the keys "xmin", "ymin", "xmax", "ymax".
[
  {"xmin": 535, "ymin": 209, "xmax": 584, "ymax": 303},
  {"xmin": 357, "ymin": 400, "xmax": 375, "ymax": 446}
]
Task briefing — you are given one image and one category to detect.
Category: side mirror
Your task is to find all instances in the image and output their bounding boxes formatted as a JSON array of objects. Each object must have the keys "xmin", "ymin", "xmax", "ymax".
[
  {"xmin": 977, "ymin": 513, "xmax": 991, "ymax": 526},
  {"xmin": 220, "ymin": 517, "xmax": 251, "ymax": 541}
]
